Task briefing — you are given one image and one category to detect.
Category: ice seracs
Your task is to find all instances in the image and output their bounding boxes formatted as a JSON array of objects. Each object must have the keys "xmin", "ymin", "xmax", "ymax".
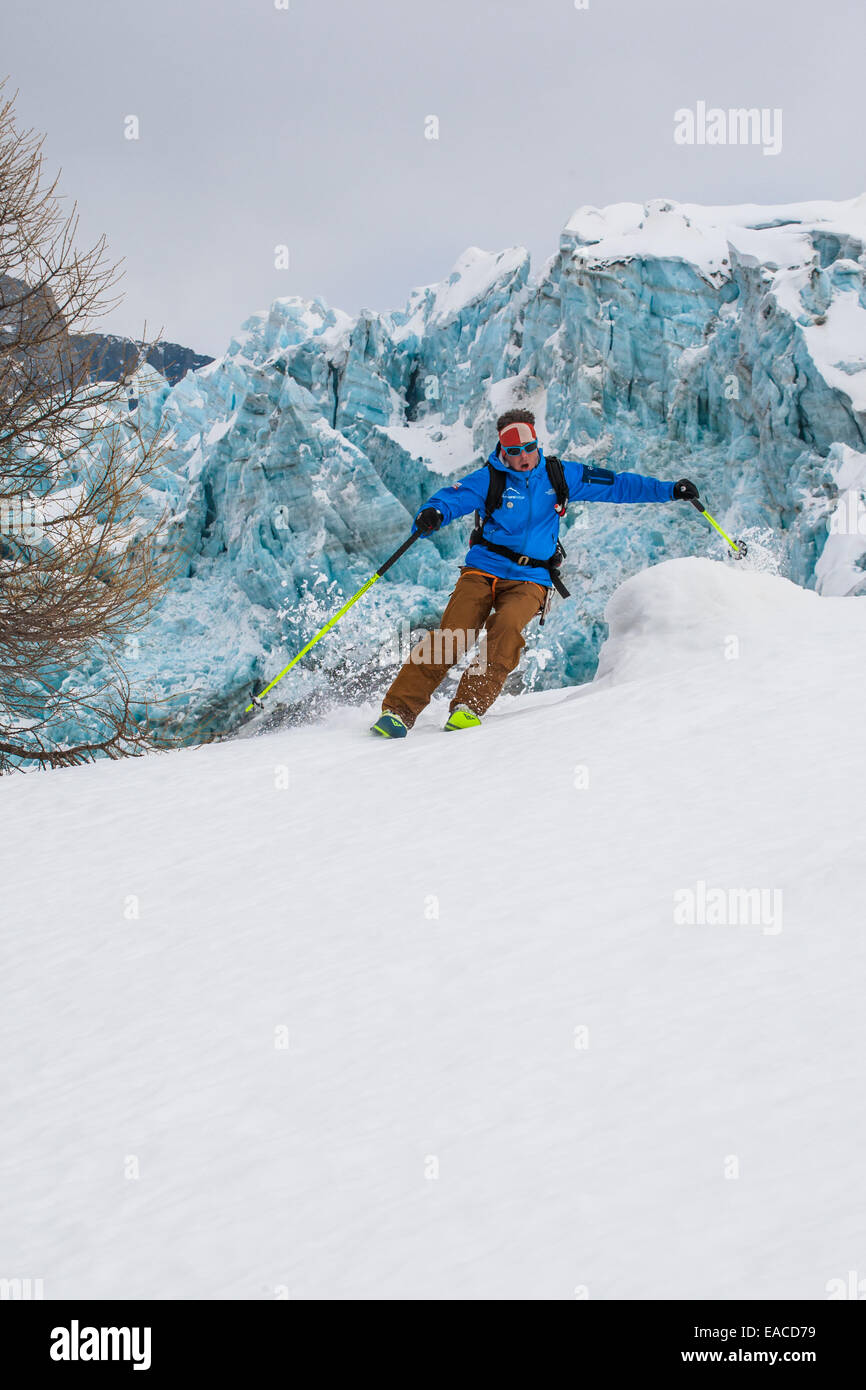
[{"xmin": 62, "ymin": 196, "xmax": 866, "ymax": 745}]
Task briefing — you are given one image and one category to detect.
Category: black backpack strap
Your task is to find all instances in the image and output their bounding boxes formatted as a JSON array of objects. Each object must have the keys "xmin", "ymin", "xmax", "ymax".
[
  {"xmin": 470, "ymin": 536, "xmax": 570, "ymax": 600},
  {"xmin": 468, "ymin": 451, "xmax": 571, "ymax": 625},
  {"xmin": 545, "ymin": 455, "xmax": 569, "ymax": 516},
  {"xmin": 471, "ymin": 461, "xmax": 506, "ymax": 545}
]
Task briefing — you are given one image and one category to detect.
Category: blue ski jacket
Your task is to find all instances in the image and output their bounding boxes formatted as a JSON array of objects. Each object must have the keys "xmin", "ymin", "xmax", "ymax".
[{"xmin": 414, "ymin": 448, "xmax": 676, "ymax": 586}]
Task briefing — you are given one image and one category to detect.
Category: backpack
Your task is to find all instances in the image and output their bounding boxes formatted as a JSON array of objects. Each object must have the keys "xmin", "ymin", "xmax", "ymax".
[
  {"xmin": 468, "ymin": 454, "xmax": 571, "ymax": 624},
  {"xmin": 470, "ymin": 454, "xmax": 569, "ymax": 543}
]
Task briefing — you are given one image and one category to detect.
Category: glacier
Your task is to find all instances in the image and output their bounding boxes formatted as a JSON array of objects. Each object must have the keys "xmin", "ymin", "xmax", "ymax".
[{"xmin": 62, "ymin": 195, "xmax": 866, "ymax": 744}]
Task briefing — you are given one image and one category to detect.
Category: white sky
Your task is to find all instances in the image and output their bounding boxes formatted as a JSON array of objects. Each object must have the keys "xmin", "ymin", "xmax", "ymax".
[{"xmin": 4, "ymin": 0, "xmax": 865, "ymax": 355}]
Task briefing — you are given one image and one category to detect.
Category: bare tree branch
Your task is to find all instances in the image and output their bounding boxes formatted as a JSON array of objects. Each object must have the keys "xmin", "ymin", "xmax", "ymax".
[{"xmin": 0, "ymin": 82, "xmax": 183, "ymax": 771}]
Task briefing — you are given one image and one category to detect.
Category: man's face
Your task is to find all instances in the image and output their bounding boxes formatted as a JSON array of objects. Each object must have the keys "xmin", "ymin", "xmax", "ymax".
[{"xmin": 499, "ymin": 422, "xmax": 540, "ymax": 472}]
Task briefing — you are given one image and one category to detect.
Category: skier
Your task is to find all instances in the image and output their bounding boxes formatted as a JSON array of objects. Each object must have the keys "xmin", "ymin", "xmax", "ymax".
[{"xmin": 371, "ymin": 409, "xmax": 699, "ymax": 737}]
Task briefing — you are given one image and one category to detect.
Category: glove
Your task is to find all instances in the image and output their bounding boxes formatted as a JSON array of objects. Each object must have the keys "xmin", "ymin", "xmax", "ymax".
[
  {"xmin": 672, "ymin": 478, "xmax": 700, "ymax": 502},
  {"xmin": 414, "ymin": 507, "xmax": 443, "ymax": 535}
]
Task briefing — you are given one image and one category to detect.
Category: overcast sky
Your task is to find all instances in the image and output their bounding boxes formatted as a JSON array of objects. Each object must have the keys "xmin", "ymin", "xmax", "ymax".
[{"xmin": 4, "ymin": 0, "xmax": 865, "ymax": 356}]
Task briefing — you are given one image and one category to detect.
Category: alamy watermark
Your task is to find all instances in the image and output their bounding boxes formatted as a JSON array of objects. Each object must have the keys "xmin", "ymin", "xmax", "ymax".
[
  {"xmin": 674, "ymin": 102, "xmax": 782, "ymax": 157},
  {"xmin": 0, "ymin": 495, "xmax": 44, "ymax": 542},
  {"xmin": 50, "ymin": 1321, "xmax": 151, "ymax": 1371},
  {"xmin": 378, "ymin": 620, "xmax": 487, "ymax": 670},
  {"xmin": 826, "ymin": 1270, "xmax": 866, "ymax": 1299},
  {"xmin": 828, "ymin": 491, "xmax": 866, "ymax": 536},
  {"xmin": 0, "ymin": 1276, "xmax": 44, "ymax": 1299},
  {"xmin": 674, "ymin": 879, "xmax": 783, "ymax": 935}
]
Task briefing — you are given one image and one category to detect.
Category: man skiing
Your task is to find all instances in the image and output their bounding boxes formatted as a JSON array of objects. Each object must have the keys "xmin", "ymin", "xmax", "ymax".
[{"xmin": 371, "ymin": 408, "xmax": 698, "ymax": 737}]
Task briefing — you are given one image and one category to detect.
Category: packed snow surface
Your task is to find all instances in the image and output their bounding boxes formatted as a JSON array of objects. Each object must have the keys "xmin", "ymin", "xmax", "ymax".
[{"xmin": 2, "ymin": 559, "xmax": 864, "ymax": 1299}]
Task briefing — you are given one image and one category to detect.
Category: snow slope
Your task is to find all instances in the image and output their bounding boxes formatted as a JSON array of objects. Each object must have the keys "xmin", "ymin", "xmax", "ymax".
[{"xmin": 2, "ymin": 558, "xmax": 865, "ymax": 1300}]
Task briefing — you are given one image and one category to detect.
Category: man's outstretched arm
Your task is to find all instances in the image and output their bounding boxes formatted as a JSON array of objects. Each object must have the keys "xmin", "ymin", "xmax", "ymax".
[{"xmin": 563, "ymin": 460, "xmax": 698, "ymax": 504}]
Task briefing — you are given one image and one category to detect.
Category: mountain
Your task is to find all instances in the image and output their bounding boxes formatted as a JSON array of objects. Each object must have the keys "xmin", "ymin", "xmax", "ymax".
[
  {"xmin": 3, "ymin": 558, "xmax": 864, "ymax": 1297},
  {"xmin": 1, "ymin": 273, "xmax": 210, "ymax": 387},
  {"xmin": 69, "ymin": 332, "xmax": 213, "ymax": 387}
]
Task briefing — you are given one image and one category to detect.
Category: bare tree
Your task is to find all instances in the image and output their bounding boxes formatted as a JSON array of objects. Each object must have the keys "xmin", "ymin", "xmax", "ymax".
[{"xmin": 0, "ymin": 83, "xmax": 181, "ymax": 771}]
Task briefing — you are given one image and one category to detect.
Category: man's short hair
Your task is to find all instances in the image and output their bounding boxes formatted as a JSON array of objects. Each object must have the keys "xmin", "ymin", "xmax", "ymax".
[{"xmin": 496, "ymin": 408, "xmax": 536, "ymax": 433}]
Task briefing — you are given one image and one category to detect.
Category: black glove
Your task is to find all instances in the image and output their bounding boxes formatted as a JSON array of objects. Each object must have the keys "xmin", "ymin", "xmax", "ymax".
[
  {"xmin": 672, "ymin": 478, "xmax": 700, "ymax": 502},
  {"xmin": 414, "ymin": 507, "xmax": 443, "ymax": 535}
]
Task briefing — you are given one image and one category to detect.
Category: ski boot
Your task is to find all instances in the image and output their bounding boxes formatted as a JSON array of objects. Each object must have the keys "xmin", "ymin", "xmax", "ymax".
[
  {"xmin": 371, "ymin": 711, "xmax": 408, "ymax": 738},
  {"xmin": 444, "ymin": 704, "xmax": 481, "ymax": 732}
]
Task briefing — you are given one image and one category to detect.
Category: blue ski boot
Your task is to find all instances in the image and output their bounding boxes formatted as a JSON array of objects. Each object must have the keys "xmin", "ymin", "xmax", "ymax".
[{"xmin": 371, "ymin": 711, "xmax": 408, "ymax": 738}]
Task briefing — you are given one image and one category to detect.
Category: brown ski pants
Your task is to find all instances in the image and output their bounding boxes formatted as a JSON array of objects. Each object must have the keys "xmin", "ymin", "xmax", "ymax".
[{"xmin": 381, "ymin": 567, "xmax": 546, "ymax": 728}]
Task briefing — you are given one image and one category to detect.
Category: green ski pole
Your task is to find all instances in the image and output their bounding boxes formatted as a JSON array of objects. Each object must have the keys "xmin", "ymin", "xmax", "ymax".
[
  {"xmin": 690, "ymin": 497, "xmax": 748, "ymax": 559},
  {"xmin": 246, "ymin": 530, "xmax": 421, "ymax": 713}
]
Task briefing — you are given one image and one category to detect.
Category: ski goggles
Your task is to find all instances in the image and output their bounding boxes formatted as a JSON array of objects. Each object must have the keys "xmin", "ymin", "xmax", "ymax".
[{"xmin": 501, "ymin": 440, "xmax": 539, "ymax": 457}]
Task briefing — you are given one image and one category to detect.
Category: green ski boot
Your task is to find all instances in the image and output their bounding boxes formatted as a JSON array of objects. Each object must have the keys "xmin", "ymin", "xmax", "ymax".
[
  {"xmin": 371, "ymin": 711, "xmax": 408, "ymax": 738},
  {"xmin": 444, "ymin": 704, "xmax": 481, "ymax": 732}
]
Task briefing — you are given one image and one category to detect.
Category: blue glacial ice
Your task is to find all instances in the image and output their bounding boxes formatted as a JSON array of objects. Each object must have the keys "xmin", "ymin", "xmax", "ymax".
[{"xmin": 62, "ymin": 196, "xmax": 866, "ymax": 741}]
